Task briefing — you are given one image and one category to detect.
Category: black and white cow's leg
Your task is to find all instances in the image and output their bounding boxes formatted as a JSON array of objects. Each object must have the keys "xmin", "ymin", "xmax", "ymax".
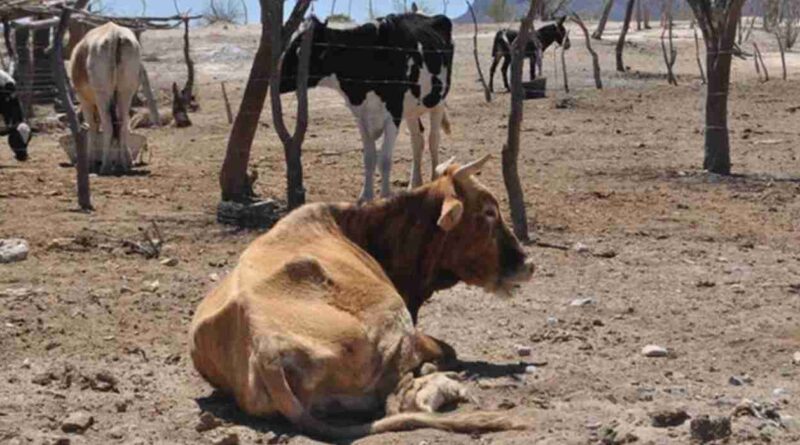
[
  {"xmin": 356, "ymin": 117, "xmax": 378, "ymax": 203},
  {"xmin": 501, "ymin": 56, "xmax": 512, "ymax": 92},
  {"xmin": 529, "ymin": 55, "xmax": 536, "ymax": 81},
  {"xmin": 427, "ymin": 106, "xmax": 444, "ymax": 182},
  {"xmin": 489, "ymin": 56, "xmax": 501, "ymax": 93},
  {"xmin": 405, "ymin": 114, "xmax": 425, "ymax": 189},
  {"xmin": 379, "ymin": 115, "xmax": 400, "ymax": 198}
]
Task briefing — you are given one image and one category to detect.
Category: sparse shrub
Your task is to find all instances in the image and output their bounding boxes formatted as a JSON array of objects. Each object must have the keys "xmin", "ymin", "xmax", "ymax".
[
  {"xmin": 487, "ymin": 0, "xmax": 516, "ymax": 23},
  {"xmin": 203, "ymin": 0, "xmax": 244, "ymax": 25},
  {"xmin": 327, "ymin": 14, "xmax": 354, "ymax": 23}
]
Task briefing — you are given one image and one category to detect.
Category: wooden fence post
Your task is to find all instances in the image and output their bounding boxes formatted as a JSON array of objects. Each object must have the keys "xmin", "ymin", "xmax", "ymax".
[{"xmin": 52, "ymin": 8, "xmax": 92, "ymax": 211}]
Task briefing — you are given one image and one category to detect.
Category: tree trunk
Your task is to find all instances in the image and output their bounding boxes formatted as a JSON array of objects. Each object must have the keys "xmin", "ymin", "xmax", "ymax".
[
  {"xmin": 467, "ymin": 1, "xmax": 491, "ymax": 102},
  {"xmin": 636, "ymin": 0, "xmax": 642, "ymax": 31},
  {"xmin": 219, "ymin": 6, "xmax": 272, "ymax": 203},
  {"xmin": 14, "ymin": 27, "xmax": 33, "ymax": 118},
  {"xmin": 503, "ymin": 0, "xmax": 538, "ymax": 243},
  {"xmin": 693, "ymin": 27, "xmax": 706, "ymax": 83},
  {"xmin": 616, "ymin": 0, "xmax": 637, "ymax": 72},
  {"xmin": 775, "ymin": 32, "xmax": 787, "ymax": 80},
  {"xmin": 571, "ymin": 14, "xmax": 602, "ymax": 89},
  {"xmin": 703, "ymin": 53, "xmax": 732, "ymax": 174},
  {"xmin": 592, "ymin": 0, "xmax": 615, "ymax": 40}
]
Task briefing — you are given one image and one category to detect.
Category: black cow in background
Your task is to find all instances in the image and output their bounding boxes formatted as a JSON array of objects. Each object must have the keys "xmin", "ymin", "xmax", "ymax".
[
  {"xmin": 489, "ymin": 17, "xmax": 570, "ymax": 93},
  {"xmin": 0, "ymin": 69, "xmax": 32, "ymax": 161}
]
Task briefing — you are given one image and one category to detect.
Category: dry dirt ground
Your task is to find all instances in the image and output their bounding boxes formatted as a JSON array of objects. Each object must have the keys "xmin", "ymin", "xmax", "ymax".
[{"xmin": 1, "ymin": 19, "xmax": 800, "ymax": 445}]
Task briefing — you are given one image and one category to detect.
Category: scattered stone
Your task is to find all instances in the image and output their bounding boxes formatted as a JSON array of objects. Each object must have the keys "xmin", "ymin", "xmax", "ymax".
[
  {"xmin": 497, "ymin": 399, "xmax": 516, "ymax": 410},
  {"xmin": 641, "ymin": 345, "xmax": 669, "ymax": 358},
  {"xmin": 570, "ymin": 297, "xmax": 595, "ymax": 307},
  {"xmin": 31, "ymin": 372, "xmax": 56, "ymax": 386},
  {"xmin": 196, "ymin": 412, "xmax": 223, "ymax": 433},
  {"xmin": 91, "ymin": 371, "xmax": 118, "ymax": 392},
  {"xmin": 209, "ymin": 273, "xmax": 220, "ymax": 282},
  {"xmin": 142, "ymin": 280, "xmax": 160, "ymax": 293},
  {"xmin": 107, "ymin": 426, "xmax": 126, "ymax": 440},
  {"xmin": 690, "ymin": 415, "xmax": 731, "ymax": 443},
  {"xmin": 595, "ymin": 249, "xmax": 618, "ymax": 259},
  {"xmin": 524, "ymin": 365, "xmax": 538, "ymax": 374},
  {"xmin": 729, "ymin": 375, "xmax": 753, "ymax": 386},
  {"xmin": 514, "ymin": 345, "xmax": 532, "ymax": 357},
  {"xmin": 637, "ymin": 387, "xmax": 656, "ymax": 402},
  {"xmin": 160, "ymin": 257, "xmax": 179, "ymax": 267},
  {"xmin": 793, "ymin": 351, "xmax": 800, "ymax": 365},
  {"xmin": 115, "ymin": 399, "xmax": 130, "ymax": 413},
  {"xmin": 61, "ymin": 411, "xmax": 94, "ymax": 433},
  {"xmin": 573, "ymin": 242, "xmax": 590, "ymax": 253},
  {"xmin": 546, "ymin": 316, "xmax": 559, "ymax": 326},
  {"xmin": 650, "ymin": 407, "xmax": 691, "ymax": 427},
  {"xmin": 773, "ymin": 388, "xmax": 789, "ymax": 397},
  {"xmin": 0, "ymin": 287, "xmax": 33, "ymax": 299},
  {"xmin": 0, "ymin": 238, "xmax": 29, "ymax": 263},
  {"xmin": 214, "ymin": 433, "xmax": 239, "ymax": 445},
  {"xmin": 696, "ymin": 280, "xmax": 716, "ymax": 288}
]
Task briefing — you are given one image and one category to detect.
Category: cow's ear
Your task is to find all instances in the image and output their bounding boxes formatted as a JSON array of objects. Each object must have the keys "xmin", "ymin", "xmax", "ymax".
[
  {"xmin": 437, "ymin": 196, "xmax": 463, "ymax": 231},
  {"xmin": 557, "ymin": 16, "xmax": 566, "ymax": 26}
]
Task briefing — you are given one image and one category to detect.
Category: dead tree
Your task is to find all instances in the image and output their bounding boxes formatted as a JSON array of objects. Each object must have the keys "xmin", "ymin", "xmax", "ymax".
[
  {"xmin": 636, "ymin": 0, "xmax": 643, "ymax": 30},
  {"xmin": 221, "ymin": 82, "xmax": 233, "ymax": 124},
  {"xmin": 693, "ymin": 27, "xmax": 706, "ymax": 83},
  {"xmin": 660, "ymin": 1, "xmax": 677, "ymax": 85},
  {"xmin": 615, "ymin": 0, "xmax": 638, "ymax": 72},
  {"xmin": 218, "ymin": 0, "xmax": 310, "ymax": 204},
  {"xmin": 687, "ymin": 0, "xmax": 748, "ymax": 175},
  {"xmin": 467, "ymin": 1, "xmax": 491, "ymax": 102},
  {"xmin": 179, "ymin": 16, "xmax": 196, "ymax": 110},
  {"xmin": 560, "ymin": 35, "xmax": 569, "ymax": 93},
  {"xmin": 571, "ymin": 13, "xmax": 602, "ymax": 89},
  {"xmin": 266, "ymin": 2, "xmax": 313, "ymax": 210},
  {"xmin": 616, "ymin": 0, "xmax": 637, "ymax": 72},
  {"xmin": 644, "ymin": 0, "xmax": 651, "ymax": 29},
  {"xmin": 52, "ymin": 8, "xmax": 91, "ymax": 210},
  {"xmin": 775, "ymin": 31, "xmax": 787, "ymax": 80},
  {"xmin": 503, "ymin": 0, "xmax": 539, "ymax": 242},
  {"xmin": 592, "ymin": 0, "xmax": 615, "ymax": 40},
  {"xmin": 752, "ymin": 42, "xmax": 769, "ymax": 81}
]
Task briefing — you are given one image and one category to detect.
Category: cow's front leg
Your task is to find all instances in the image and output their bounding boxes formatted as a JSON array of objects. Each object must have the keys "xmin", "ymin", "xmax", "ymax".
[
  {"xmin": 379, "ymin": 117, "xmax": 399, "ymax": 199},
  {"xmin": 415, "ymin": 332, "xmax": 458, "ymax": 372},
  {"xmin": 427, "ymin": 106, "xmax": 444, "ymax": 182},
  {"xmin": 501, "ymin": 56, "xmax": 512, "ymax": 92},
  {"xmin": 405, "ymin": 115, "xmax": 424, "ymax": 189},
  {"xmin": 356, "ymin": 118, "xmax": 377, "ymax": 203}
]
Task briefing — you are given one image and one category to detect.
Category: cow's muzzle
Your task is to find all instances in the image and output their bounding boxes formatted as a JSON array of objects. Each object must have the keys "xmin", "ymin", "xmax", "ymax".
[{"xmin": 14, "ymin": 151, "xmax": 28, "ymax": 161}]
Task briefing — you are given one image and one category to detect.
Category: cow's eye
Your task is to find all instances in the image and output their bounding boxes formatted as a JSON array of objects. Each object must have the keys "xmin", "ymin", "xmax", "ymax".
[{"xmin": 484, "ymin": 208, "xmax": 497, "ymax": 219}]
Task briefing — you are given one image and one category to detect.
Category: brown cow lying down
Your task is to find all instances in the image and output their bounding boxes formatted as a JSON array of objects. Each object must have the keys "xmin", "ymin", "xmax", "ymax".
[{"xmin": 190, "ymin": 155, "xmax": 535, "ymax": 439}]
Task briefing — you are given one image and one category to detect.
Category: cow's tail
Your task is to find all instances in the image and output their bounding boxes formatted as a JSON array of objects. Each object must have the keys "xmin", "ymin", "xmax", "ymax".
[
  {"xmin": 261, "ymin": 362, "xmax": 525, "ymax": 440},
  {"xmin": 107, "ymin": 35, "xmax": 125, "ymax": 142}
]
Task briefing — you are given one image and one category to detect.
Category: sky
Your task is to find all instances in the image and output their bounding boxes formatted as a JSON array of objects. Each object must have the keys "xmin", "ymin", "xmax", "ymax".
[{"xmin": 100, "ymin": 1, "xmax": 468, "ymax": 23}]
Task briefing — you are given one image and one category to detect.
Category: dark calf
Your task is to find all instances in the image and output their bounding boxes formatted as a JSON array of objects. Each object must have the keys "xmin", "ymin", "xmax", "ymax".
[{"xmin": 0, "ymin": 70, "xmax": 32, "ymax": 161}]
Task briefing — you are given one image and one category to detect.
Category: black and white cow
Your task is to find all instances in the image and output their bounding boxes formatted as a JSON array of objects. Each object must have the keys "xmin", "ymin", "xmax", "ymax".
[
  {"xmin": 280, "ymin": 13, "xmax": 454, "ymax": 202},
  {"xmin": 489, "ymin": 17, "xmax": 570, "ymax": 93},
  {"xmin": 0, "ymin": 69, "xmax": 32, "ymax": 161}
]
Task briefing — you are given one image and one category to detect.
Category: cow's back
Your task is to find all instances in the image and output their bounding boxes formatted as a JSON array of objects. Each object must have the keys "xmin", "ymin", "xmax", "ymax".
[
  {"xmin": 190, "ymin": 204, "xmax": 417, "ymax": 415},
  {"xmin": 70, "ymin": 22, "xmax": 140, "ymax": 100}
]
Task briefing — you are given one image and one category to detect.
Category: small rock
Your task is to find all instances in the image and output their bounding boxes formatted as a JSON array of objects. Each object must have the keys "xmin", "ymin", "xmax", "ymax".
[
  {"xmin": 524, "ymin": 365, "xmax": 538, "ymax": 374},
  {"xmin": 641, "ymin": 345, "xmax": 669, "ymax": 357},
  {"xmin": 690, "ymin": 415, "xmax": 731, "ymax": 443},
  {"xmin": 32, "ymin": 372, "xmax": 56, "ymax": 386},
  {"xmin": 196, "ymin": 412, "xmax": 223, "ymax": 433},
  {"xmin": 115, "ymin": 399, "xmax": 130, "ymax": 413},
  {"xmin": 570, "ymin": 297, "xmax": 595, "ymax": 307},
  {"xmin": 21, "ymin": 358, "xmax": 31, "ymax": 369},
  {"xmin": 696, "ymin": 280, "xmax": 716, "ymax": 288},
  {"xmin": 793, "ymin": 351, "xmax": 800, "ymax": 365},
  {"xmin": 773, "ymin": 388, "xmax": 789, "ymax": 397},
  {"xmin": 61, "ymin": 411, "xmax": 94, "ymax": 433},
  {"xmin": 573, "ymin": 242, "xmax": 590, "ymax": 253},
  {"xmin": 595, "ymin": 249, "xmax": 617, "ymax": 259},
  {"xmin": 0, "ymin": 287, "xmax": 33, "ymax": 299},
  {"xmin": 546, "ymin": 316, "xmax": 559, "ymax": 326},
  {"xmin": 91, "ymin": 371, "xmax": 118, "ymax": 392},
  {"xmin": 107, "ymin": 426, "xmax": 126, "ymax": 439},
  {"xmin": 160, "ymin": 257, "xmax": 178, "ymax": 267},
  {"xmin": 209, "ymin": 273, "xmax": 220, "ymax": 282},
  {"xmin": 638, "ymin": 387, "xmax": 656, "ymax": 402},
  {"xmin": 514, "ymin": 345, "xmax": 532, "ymax": 357},
  {"xmin": 0, "ymin": 238, "xmax": 29, "ymax": 263},
  {"xmin": 729, "ymin": 375, "xmax": 752, "ymax": 386},
  {"xmin": 650, "ymin": 408, "xmax": 691, "ymax": 427},
  {"xmin": 142, "ymin": 280, "xmax": 159, "ymax": 293},
  {"xmin": 214, "ymin": 433, "xmax": 239, "ymax": 445}
]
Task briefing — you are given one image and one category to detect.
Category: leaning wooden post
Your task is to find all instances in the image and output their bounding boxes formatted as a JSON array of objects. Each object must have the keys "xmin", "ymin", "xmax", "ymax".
[
  {"xmin": 221, "ymin": 82, "xmax": 233, "ymax": 124},
  {"xmin": 616, "ymin": 0, "xmax": 636, "ymax": 72},
  {"xmin": 752, "ymin": 42, "xmax": 768, "ymax": 82},
  {"xmin": 466, "ymin": 0, "xmax": 491, "ymax": 102},
  {"xmin": 571, "ymin": 13, "xmax": 602, "ymax": 89},
  {"xmin": 139, "ymin": 66, "xmax": 160, "ymax": 127},
  {"xmin": 267, "ymin": 3, "xmax": 313, "ymax": 210},
  {"xmin": 502, "ymin": 0, "xmax": 539, "ymax": 242},
  {"xmin": 560, "ymin": 35, "xmax": 569, "ymax": 93},
  {"xmin": 52, "ymin": 8, "xmax": 91, "ymax": 211},
  {"xmin": 180, "ymin": 16, "xmax": 195, "ymax": 108}
]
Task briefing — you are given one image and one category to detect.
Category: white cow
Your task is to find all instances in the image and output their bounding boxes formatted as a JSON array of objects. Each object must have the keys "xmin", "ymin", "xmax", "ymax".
[{"xmin": 70, "ymin": 22, "xmax": 141, "ymax": 175}]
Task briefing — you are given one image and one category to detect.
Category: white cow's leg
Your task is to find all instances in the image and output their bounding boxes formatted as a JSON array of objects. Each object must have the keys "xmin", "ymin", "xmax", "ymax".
[
  {"xmin": 406, "ymin": 115, "xmax": 425, "ymax": 190},
  {"xmin": 379, "ymin": 118, "xmax": 399, "ymax": 198},
  {"xmin": 95, "ymin": 91, "xmax": 115, "ymax": 175},
  {"xmin": 428, "ymin": 107, "xmax": 444, "ymax": 181},
  {"xmin": 115, "ymin": 89, "xmax": 136, "ymax": 172},
  {"xmin": 357, "ymin": 118, "xmax": 377, "ymax": 203}
]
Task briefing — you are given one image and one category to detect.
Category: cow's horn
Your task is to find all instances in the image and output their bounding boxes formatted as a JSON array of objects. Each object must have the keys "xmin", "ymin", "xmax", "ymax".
[
  {"xmin": 454, "ymin": 154, "xmax": 492, "ymax": 180},
  {"xmin": 434, "ymin": 156, "xmax": 456, "ymax": 177}
]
